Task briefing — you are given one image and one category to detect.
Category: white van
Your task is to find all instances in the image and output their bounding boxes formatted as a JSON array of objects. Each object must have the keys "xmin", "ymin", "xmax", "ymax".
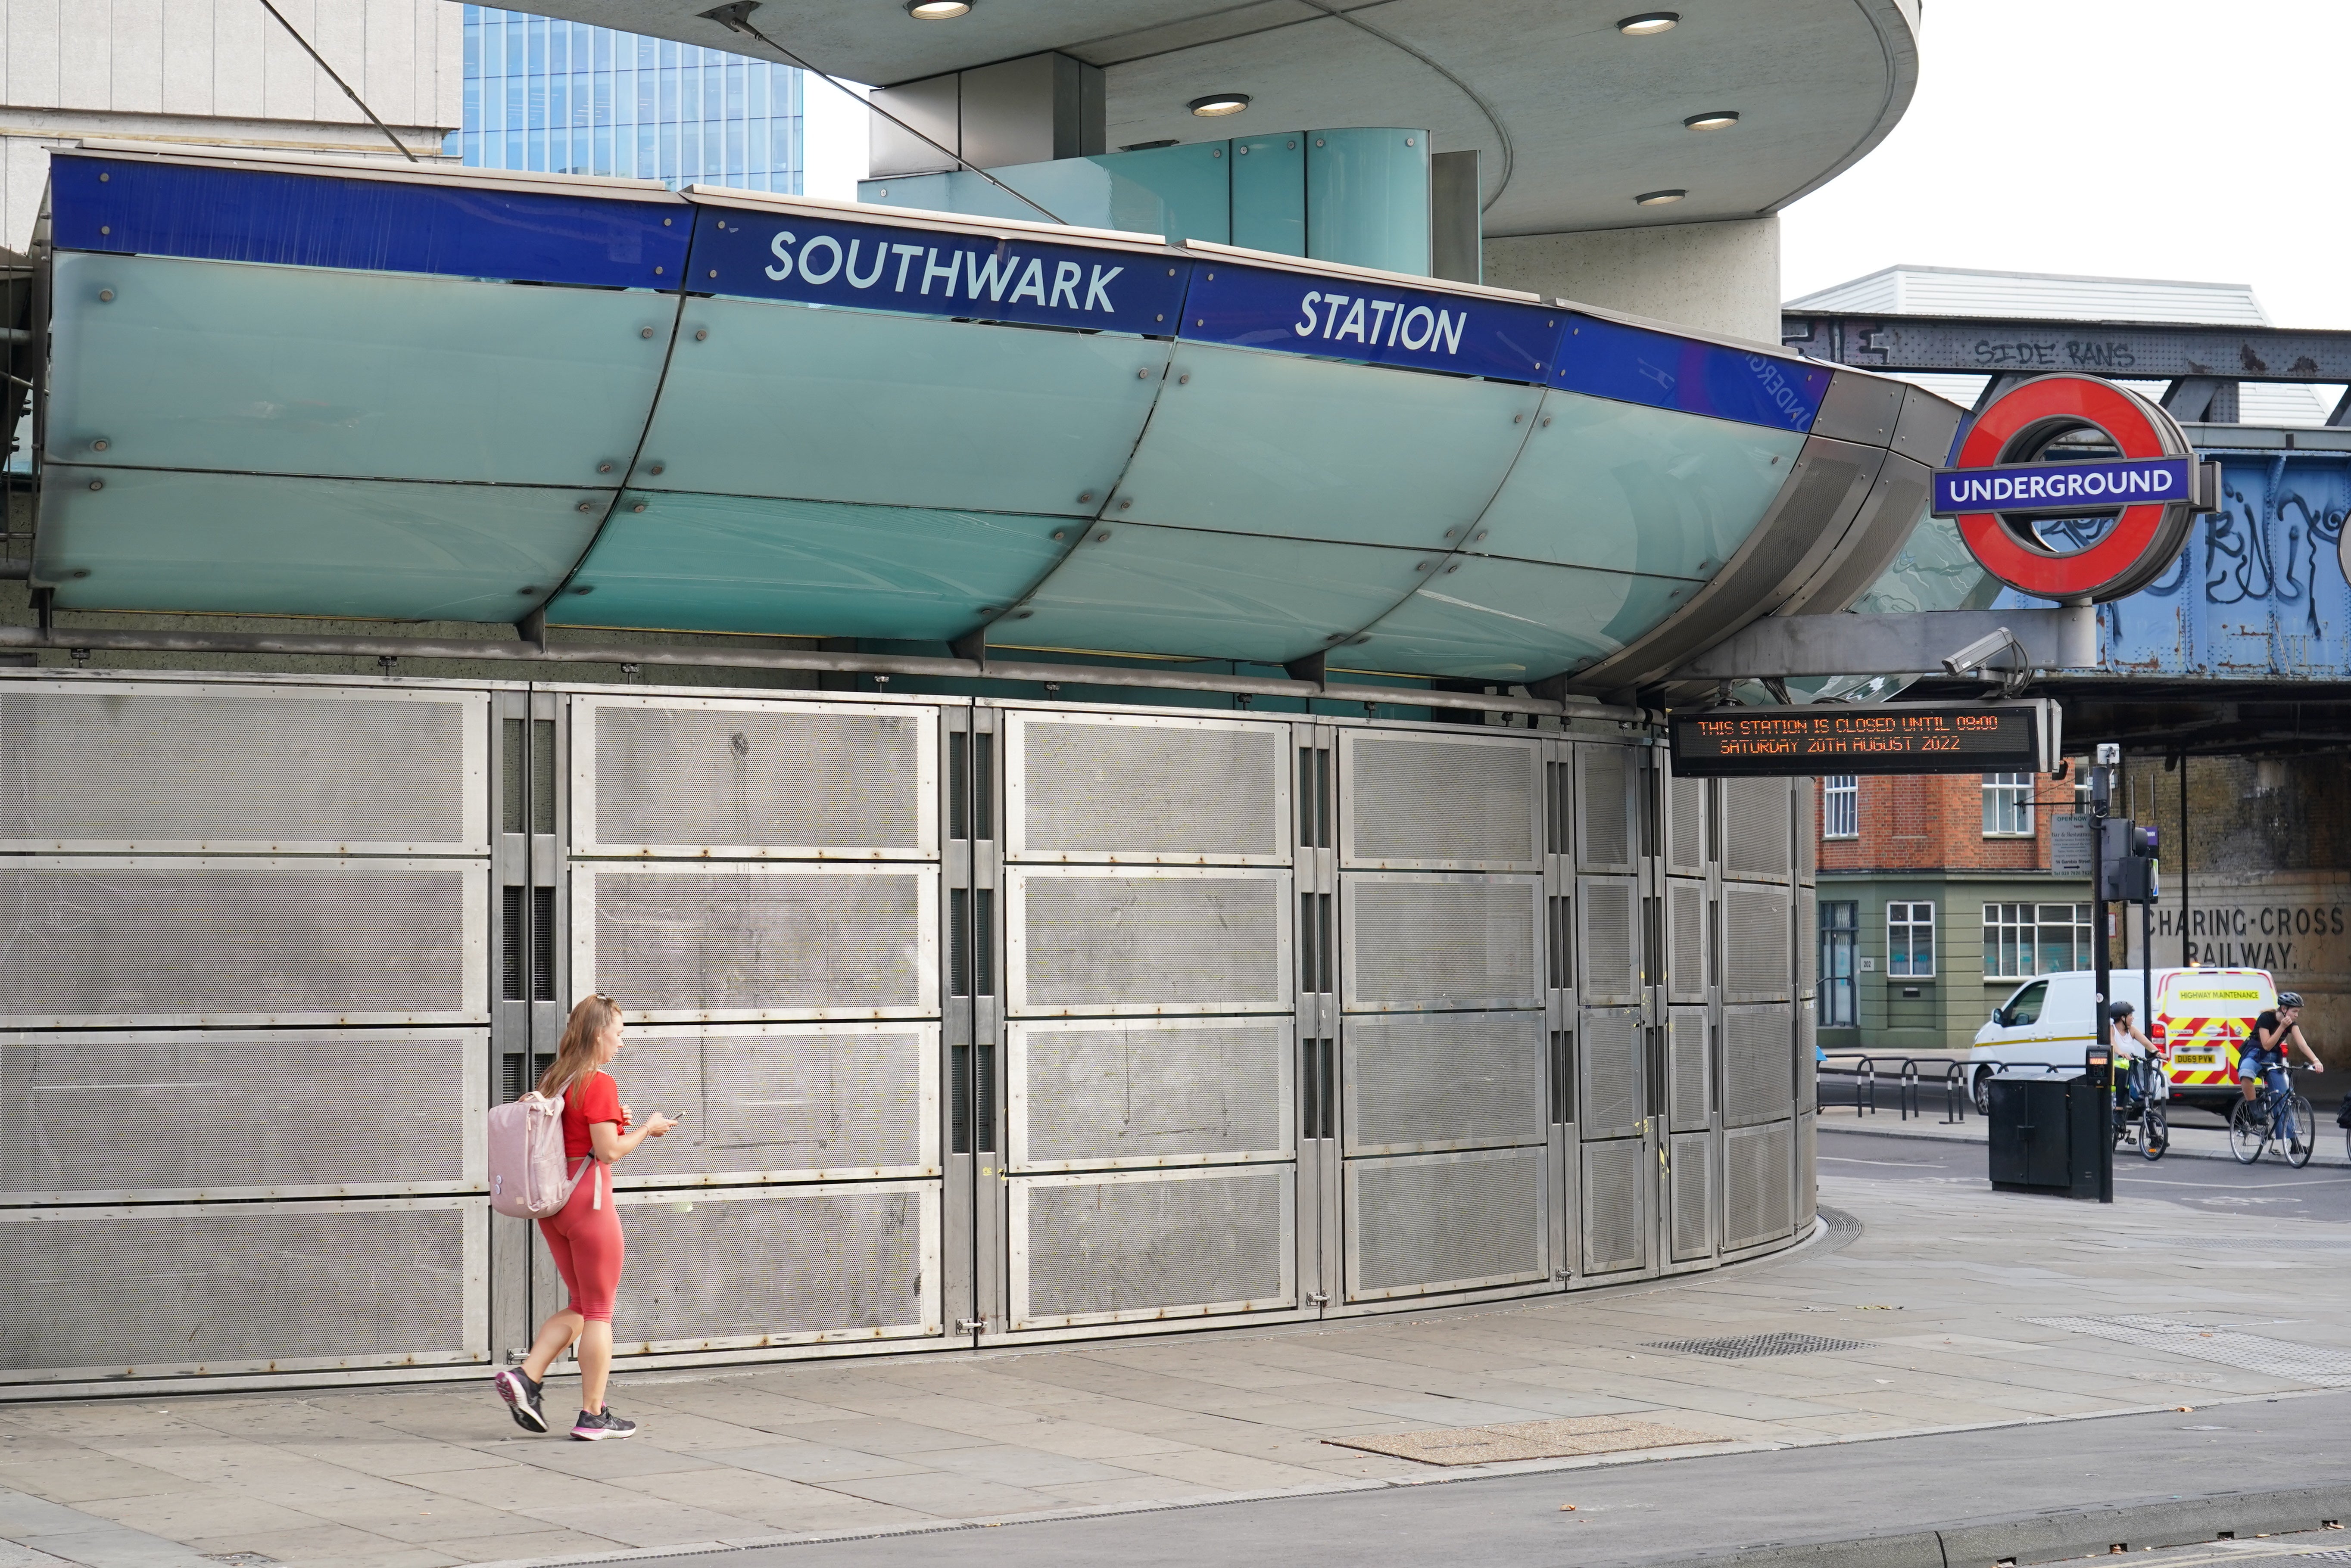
[{"xmin": 1965, "ymin": 966, "xmax": 2277, "ymax": 1112}]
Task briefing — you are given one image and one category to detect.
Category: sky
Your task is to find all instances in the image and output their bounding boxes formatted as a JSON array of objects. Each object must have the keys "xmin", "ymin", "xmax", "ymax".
[
  {"xmin": 1780, "ymin": 0, "xmax": 2351, "ymax": 327},
  {"xmin": 795, "ymin": 1, "xmax": 2351, "ymax": 328}
]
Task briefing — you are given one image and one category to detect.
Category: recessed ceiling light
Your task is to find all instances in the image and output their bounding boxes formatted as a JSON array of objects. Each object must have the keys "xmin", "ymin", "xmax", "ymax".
[
  {"xmin": 1634, "ymin": 188, "xmax": 1687, "ymax": 206},
  {"xmin": 1683, "ymin": 110, "xmax": 1739, "ymax": 130},
  {"xmin": 904, "ymin": 0, "xmax": 970, "ymax": 18},
  {"xmin": 1188, "ymin": 93, "xmax": 1251, "ymax": 118},
  {"xmin": 1617, "ymin": 11, "xmax": 1679, "ymax": 34}
]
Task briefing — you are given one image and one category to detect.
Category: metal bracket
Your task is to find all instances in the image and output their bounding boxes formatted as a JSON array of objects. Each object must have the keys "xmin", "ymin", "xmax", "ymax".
[
  {"xmin": 1305, "ymin": 1291, "xmax": 1329, "ymax": 1307},
  {"xmin": 955, "ymin": 1317, "xmax": 986, "ymax": 1335}
]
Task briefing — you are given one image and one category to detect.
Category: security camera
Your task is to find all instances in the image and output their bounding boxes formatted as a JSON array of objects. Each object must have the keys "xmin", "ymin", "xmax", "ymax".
[{"xmin": 1941, "ymin": 628, "xmax": 2026, "ymax": 678}]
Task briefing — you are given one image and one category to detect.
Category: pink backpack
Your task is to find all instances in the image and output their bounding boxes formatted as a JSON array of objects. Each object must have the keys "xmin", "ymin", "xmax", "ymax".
[{"xmin": 487, "ymin": 1086, "xmax": 596, "ymax": 1218}]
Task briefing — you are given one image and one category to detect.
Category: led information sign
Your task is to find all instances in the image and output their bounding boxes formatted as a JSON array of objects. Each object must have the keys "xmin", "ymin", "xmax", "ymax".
[{"xmin": 1670, "ymin": 700, "xmax": 2059, "ymax": 778}]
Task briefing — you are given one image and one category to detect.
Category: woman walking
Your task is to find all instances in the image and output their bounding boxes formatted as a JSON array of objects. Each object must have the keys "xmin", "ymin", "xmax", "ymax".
[{"xmin": 492, "ymin": 993, "xmax": 677, "ymax": 1440}]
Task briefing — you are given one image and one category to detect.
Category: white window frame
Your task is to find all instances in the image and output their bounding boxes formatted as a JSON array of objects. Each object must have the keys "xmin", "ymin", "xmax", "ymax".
[
  {"xmin": 1982, "ymin": 901, "xmax": 2094, "ymax": 981},
  {"xmin": 1822, "ymin": 775, "xmax": 1858, "ymax": 840},
  {"xmin": 1982, "ymin": 772, "xmax": 2034, "ymax": 837},
  {"xmin": 1887, "ymin": 900, "xmax": 1936, "ymax": 978}
]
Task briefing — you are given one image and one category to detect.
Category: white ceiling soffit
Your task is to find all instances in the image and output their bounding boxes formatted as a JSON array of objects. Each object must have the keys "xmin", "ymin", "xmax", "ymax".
[{"xmin": 514, "ymin": 0, "xmax": 1921, "ymax": 237}]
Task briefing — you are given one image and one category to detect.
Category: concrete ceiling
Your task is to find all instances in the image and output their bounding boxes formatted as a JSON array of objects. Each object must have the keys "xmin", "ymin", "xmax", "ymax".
[{"xmin": 528, "ymin": 0, "xmax": 1920, "ymax": 237}]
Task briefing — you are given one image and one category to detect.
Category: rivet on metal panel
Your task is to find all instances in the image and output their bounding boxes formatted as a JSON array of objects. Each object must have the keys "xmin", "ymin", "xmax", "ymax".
[
  {"xmin": 1156, "ymin": 313, "xmax": 1165, "ymax": 321},
  {"xmin": 90, "ymin": 438, "xmax": 109, "ymax": 451},
  {"xmin": 87, "ymin": 480, "xmax": 103, "ymax": 491},
  {"xmin": 654, "ymin": 266, "xmax": 664, "ymax": 274},
  {"xmin": 1317, "ymin": 138, "xmax": 1325, "ymax": 146},
  {"xmin": 695, "ymin": 328, "xmax": 708, "ymax": 339},
  {"xmin": 1476, "ymin": 530, "xmax": 1489, "ymax": 541},
  {"xmin": 1406, "ymin": 137, "xmax": 1415, "ymax": 146},
  {"xmin": 99, "ymin": 171, "xmax": 109, "ymax": 182},
  {"xmin": 99, "ymin": 225, "xmax": 110, "ymax": 235},
  {"xmin": 663, "ymin": 218, "xmax": 672, "ymax": 225},
  {"xmin": 576, "ymin": 501, "xmax": 594, "ymax": 513},
  {"xmin": 1238, "ymin": 144, "xmax": 1249, "ymax": 155},
  {"xmin": 639, "ymin": 327, "xmax": 654, "ymax": 338},
  {"xmin": 518, "ymin": 585, "xmax": 539, "ymax": 595},
  {"xmin": 1016, "ymin": 610, "xmax": 1034, "ymax": 619},
  {"xmin": 97, "ymin": 289, "xmax": 114, "ymax": 301},
  {"xmin": 598, "ymin": 462, "xmax": 613, "ymax": 473},
  {"xmin": 1197, "ymin": 318, "xmax": 1205, "ymax": 326},
  {"xmin": 631, "ymin": 502, "xmax": 647, "ymax": 512},
  {"xmin": 1542, "ymin": 416, "xmax": 1553, "ymax": 426},
  {"xmin": 1136, "ymin": 368, "xmax": 1149, "ymax": 379},
  {"xmin": 1446, "ymin": 564, "xmax": 1459, "ymax": 573},
  {"xmin": 649, "ymin": 463, "xmax": 664, "ymax": 475},
  {"xmin": 1116, "ymin": 499, "xmax": 1132, "ymax": 510},
  {"xmin": 1415, "ymin": 560, "xmax": 1431, "ymax": 571},
  {"xmin": 1179, "ymin": 373, "xmax": 1190, "ymax": 385},
  {"xmin": 1213, "ymin": 149, "xmax": 1222, "ymax": 159},
  {"xmin": 706, "ymin": 270, "xmax": 717, "ymax": 280},
  {"xmin": 572, "ymin": 585, "xmax": 594, "ymax": 595},
  {"xmin": 1095, "ymin": 530, "xmax": 1111, "ymax": 541},
  {"xmin": 1051, "ymin": 530, "xmax": 1066, "ymax": 541},
  {"xmin": 1513, "ymin": 413, "xmax": 1523, "ymax": 423}
]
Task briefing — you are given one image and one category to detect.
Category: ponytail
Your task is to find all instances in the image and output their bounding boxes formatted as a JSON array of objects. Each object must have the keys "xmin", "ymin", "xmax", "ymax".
[{"xmin": 539, "ymin": 993, "xmax": 620, "ymax": 1101}]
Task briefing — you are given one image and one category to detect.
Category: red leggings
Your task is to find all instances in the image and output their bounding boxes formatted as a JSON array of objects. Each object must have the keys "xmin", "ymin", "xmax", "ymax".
[{"xmin": 538, "ymin": 1158, "xmax": 624, "ymax": 1323}]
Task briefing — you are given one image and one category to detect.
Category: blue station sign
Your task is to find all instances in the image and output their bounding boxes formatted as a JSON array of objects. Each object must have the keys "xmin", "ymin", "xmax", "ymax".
[
  {"xmin": 1179, "ymin": 261, "xmax": 1561, "ymax": 383},
  {"xmin": 1932, "ymin": 454, "xmax": 2197, "ymax": 517}
]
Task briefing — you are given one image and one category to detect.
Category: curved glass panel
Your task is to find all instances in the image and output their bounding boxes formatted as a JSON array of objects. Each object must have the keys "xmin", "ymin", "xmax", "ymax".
[
  {"xmin": 1851, "ymin": 511, "xmax": 2002, "ymax": 616},
  {"xmin": 554, "ymin": 493, "xmax": 1066, "ymax": 640},
  {"xmin": 639, "ymin": 298, "xmax": 1168, "ymax": 516},
  {"xmin": 1343, "ymin": 557, "xmax": 1697, "ymax": 682},
  {"xmin": 1114, "ymin": 345, "xmax": 1542, "ymax": 548},
  {"xmin": 45, "ymin": 254, "xmax": 671, "ymax": 486},
  {"xmin": 1473, "ymin": 392, "xmax": 1804, "ymax": 578},
  {"xmin": 38, "ymin": 467, "xmax": 605, "ymax": 620},
  {"xmin": 1007, "ymin": 525, "xmax": 1429, "ymax": 665}
]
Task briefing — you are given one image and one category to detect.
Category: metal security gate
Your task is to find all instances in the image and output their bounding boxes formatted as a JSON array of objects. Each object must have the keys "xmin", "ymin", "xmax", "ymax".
[
  {"xmin": 0, "ymin": 678, "xmax": 491, "ymax": 1390},
  {"xmin": 0, "ymin": 670, "xmax": 1813, "ymax": 1393},
  {"xmin": 564, "ymin": 693, "xmax": 945, "ymax": 1359}
]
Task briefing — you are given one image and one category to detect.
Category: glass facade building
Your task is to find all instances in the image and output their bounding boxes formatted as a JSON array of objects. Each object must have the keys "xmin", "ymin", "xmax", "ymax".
[{"xmin": 451, "ymin": 6, "xmax": 803, "ymax": 193}]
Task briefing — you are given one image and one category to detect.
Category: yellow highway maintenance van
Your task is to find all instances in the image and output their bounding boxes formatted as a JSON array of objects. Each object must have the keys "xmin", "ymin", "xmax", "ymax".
[{"xmin": 1966, "ymin": 966, "xmax": 2276, "ymax": 1112}]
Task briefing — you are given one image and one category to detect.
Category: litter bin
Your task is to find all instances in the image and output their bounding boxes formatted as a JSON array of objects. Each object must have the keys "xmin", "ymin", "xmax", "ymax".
[{"xmin": 1986, "ymin": 1072, "xmax": 2103, "ymax": 1198}]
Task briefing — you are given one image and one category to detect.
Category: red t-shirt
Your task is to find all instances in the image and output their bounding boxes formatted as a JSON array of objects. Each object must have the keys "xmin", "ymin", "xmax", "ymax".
[{"xmin": 561, "ymin": 1070, "xmax": 624, "ymax": 1159}]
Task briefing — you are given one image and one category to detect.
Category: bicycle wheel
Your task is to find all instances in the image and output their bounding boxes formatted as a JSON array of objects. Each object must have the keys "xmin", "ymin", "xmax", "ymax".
[
  {"xmin": 2289, "ymin": 1095, "xmax": 2317, "ymax": 1168},
  {"xmin": 2229, "ymin": 1097, "xmax": 2267, "ymax": 1164},
  {"xmin": 2140, "ymin": 1105, "xmax": 2168, "ymax": 1161}
]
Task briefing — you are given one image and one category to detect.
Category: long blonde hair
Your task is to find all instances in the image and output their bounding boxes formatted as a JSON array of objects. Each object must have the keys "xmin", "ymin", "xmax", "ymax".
[{"xmin": 539, "ymin": 993, "xmax": 620, "ymax": 1101}]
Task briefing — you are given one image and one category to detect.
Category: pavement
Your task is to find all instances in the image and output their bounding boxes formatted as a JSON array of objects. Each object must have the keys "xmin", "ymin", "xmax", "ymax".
[
  {"xmin": 2, "ymin": 1130, "xmax": 2348, "ymax": 1568},
  {"xmin": 1816, "ymin": 1084, "xmax": 2351, "ymax": 1169}
]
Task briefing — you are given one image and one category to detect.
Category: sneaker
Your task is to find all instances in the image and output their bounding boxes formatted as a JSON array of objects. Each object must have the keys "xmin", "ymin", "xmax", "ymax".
[
  {"xmin": 571, "ymin": 1406, "xmax": 637, "ymax": 1441},
  {"xmin": 2292, "ymin": 1139, "xmax": 2309, "ymax": 1157},
  {"xmin": 493, "ymin": 1366, "xmax": 548, "ymax": 1434}
]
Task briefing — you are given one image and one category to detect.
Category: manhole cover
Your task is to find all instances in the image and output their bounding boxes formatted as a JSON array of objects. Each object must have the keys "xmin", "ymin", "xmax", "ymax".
[{"xmin": 1644, "ymin": 1332, "xmax": 1870, "ymax": 1360}]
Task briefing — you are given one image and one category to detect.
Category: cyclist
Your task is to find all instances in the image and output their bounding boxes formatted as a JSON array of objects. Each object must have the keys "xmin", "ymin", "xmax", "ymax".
[
  {"xmin": 2240, "ymin": 992, "xmax": 2324, "ymax": 1156},
  {"xmin": 2109, "ymin": 1000, "xmax": 2159, "ymax": 1107}
]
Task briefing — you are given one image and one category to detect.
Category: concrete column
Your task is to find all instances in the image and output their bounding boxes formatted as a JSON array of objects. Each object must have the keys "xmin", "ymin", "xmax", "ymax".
[{"xmin": 1482, "ymin": 215, "xmax": 1781, "ymax": 345}]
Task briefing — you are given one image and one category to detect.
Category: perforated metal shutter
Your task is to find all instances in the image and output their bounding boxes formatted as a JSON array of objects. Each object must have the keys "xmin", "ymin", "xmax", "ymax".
[
  {"xmin": 1342, "ymin": 874, "xmax": 1541, "ymax": 1011},
  {"xmin": 0, "ymin": 860, "xmax": 487, "ymax": 1027},
  {"xmin": 1722, "ymin": 1005, "xmax": 1794, "ymax": 1127},
  {"xmin": 1008, "ymin": 713, "xmax": 1287, "ymax": 863},
  {"xmin": 1010, "ymin": 1167, "xmax": 1294, "ymax": 1328},
  {"xmin": 1344, "ymin": 1148, "xmax": 1546, "ymax": 1300},
  {"xmin": 1667, "ymin": 1006, "xmax": 1710, "ymax": 1132},
  {"xmin": 1577, "ymin": 1007, "xmax": 1646, "ymax": 1139},
  {"xmin": 1009, "ymin": 1017, "xmax": 1291, "ymax": 1170},
  {"xmin": 1577, "ymin": 877, "xmax": 1640, "ymax": 1005},
  {"xmin": 1341, "ymin": 1012, "xmax": 1546, "ymax": 1155},
  {"xmin": 1666, "ymin": 773, "xmax": 1706, "ymax": 874},
  {"xmin": 1008, "ymin": 868, "xmax": 1288, "ymax": 1015},
  {"xmin": 1723, "ymin": 884, "xmax": 1792, "ymax": 1003},
  {"xmin": 608, "ymin": 1025, "xmax": 938, "ymax": 1184},
  {"xmin": 1794, "ymin": 777, "xmax": 1817, "ymax": 882},
  {"xmin": 1724, "ymin": 1120, "xmax": 1794, "ymax": 1250},
  {"xmin": 1340, "ymin": 733, "xmax": 1541, "ymax": 870},
  {"xmin": 579, "ymin": 864, "xmax": 936, "ymax": 1020},
  {"xmin": 577, "ymin": 697, "xmax": 932, "ymax": 857},
  {"xmin": 1670, "ymin": 1132, "xmax": 1713, "ymax": 1260},
  {"xmin": 0, "ymin": 1200, "xmax": 481, "ymax": 1382},
  {"xmin": 0, "ymin": 683, "xmax": 483, "ymax": 852},
  {"xmin": 0, "ymin": 1031, "xmax": 481, "ymax": 1201},
  {"xmin": 1668, "ymin": 879, "xmax": 1707, "ymax": 1002},
  {"xmin": 1580, "ymin": 1139, "xmax": 1647, "ymax": 1275},
  {"xmin": 1721, "ymin": 778, "xmax": 1792, "ymax": 882},
  {"xmin": 1797, "ymin": 1111, "xmax": 1818, "ymax": 1227},
  {"xmin": 611, "ymin": 1183, "xmax": 939, "ymax": 1349},
  {"xmin": 1576, "ymin": 744, "xmax": 1636, "ymax": 872}
]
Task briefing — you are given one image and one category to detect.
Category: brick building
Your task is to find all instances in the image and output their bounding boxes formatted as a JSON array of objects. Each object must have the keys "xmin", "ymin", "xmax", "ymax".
[{"xmin": 1815, "ymin": 768, "xmax": 2091, "ymax": 1056}]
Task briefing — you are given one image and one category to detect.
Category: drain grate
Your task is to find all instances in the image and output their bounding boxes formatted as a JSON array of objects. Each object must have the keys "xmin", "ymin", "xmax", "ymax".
[
  {"xmin": 2026, "ymin": 1315, "xmax": 2351, "ymax": 1387},
  {"xmin": 1644, "ymin": 1332, "xmax": 1870, "ymax": 1360}
]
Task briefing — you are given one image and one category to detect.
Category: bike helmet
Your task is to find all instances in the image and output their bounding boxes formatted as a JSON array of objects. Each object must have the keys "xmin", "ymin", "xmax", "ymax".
[
  {"xmin": 2107, "ymin": 1000, "xmax": 2135, "ymax": 1020},
  {"xmin": 2278, "ymin": 991, "xmax": 2304, "ymax": 1008}
]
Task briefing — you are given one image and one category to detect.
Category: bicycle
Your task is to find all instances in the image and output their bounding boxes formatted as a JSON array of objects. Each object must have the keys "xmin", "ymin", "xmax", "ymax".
[
  {"xmin": 2230, "ymin": 1076, "xmax": 2315, "ymax": 1168},
  {"xmin": 2112, "ymin": 1052, "xmax": 2168, "ymax": 1163}
]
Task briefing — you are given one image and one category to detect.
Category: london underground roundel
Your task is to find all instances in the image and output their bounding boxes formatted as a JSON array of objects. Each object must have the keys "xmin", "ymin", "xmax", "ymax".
[{"xmin": 1932, "ymin": 373, "xmax": 2215, "ymax": 603}]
